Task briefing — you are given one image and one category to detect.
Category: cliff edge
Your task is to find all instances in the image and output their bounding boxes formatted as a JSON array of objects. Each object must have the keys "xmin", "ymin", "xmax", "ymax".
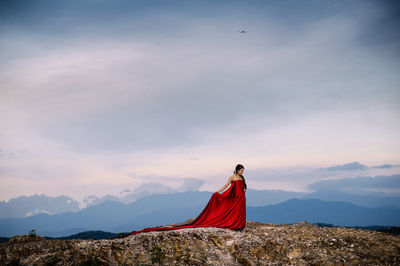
[{"xmin": 1, "ymin": 221, "xmax": 399, "ymax": 265}]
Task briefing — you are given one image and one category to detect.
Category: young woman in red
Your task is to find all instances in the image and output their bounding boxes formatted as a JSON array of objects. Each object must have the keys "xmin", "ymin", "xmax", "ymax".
[{"xmin": 125, "ymin": 164, "xmax": 247, "ymax": 236}]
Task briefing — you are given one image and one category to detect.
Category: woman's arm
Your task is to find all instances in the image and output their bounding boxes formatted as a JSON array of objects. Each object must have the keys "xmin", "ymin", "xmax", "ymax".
[{"xmin": 215, "ymin": 175, "xmax": 234, "ymax": 193}]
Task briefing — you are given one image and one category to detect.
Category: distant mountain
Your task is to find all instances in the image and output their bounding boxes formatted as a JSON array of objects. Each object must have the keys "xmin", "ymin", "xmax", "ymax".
[
  {"xmin": 302, "ymin": 189, "xmax": 400, "ymax": 208},
  {"xmin": 2, "ymin": 173, "xmax": 399, "ymax": 220},
  {"xmin": 2, "ymin": 188, "xmax": 297, "ymax": 236},
  {"xmin": 247, "ymin": 198, "xmax": 400, "ymax": 226},
  {"xmin": 40, "ymin": 227, "xmax": 91, "ymax": 238},
  {"xmin": 0, "ymin": 194, "xmax": 80, "ymax": 219},
  {"xmin": 246, "ymin": 189, "xmax": 307, "ymax": 206},
  {"xmin": 0, "ymin": 191, "xmax": 213, "ymax": 237},
  {"xmin": 1, "ymin": 196, "xmax": 399, "ymax": 237},
  {"xmin": 52, "ymin": 230, "xmax": 117, "ymax": 240},
  {"xmin": 82, "ymin": 178, "xmax": 205, "ymax": 207}
]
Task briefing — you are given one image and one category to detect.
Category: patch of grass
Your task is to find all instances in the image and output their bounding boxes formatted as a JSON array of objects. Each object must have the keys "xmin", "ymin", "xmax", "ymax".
[
  {"xmin": 81, "ymin": 253, "xmax": 101, "ymax": 266},
  {"xmin": 151, "ymin": 245, "xmax": 166, "ymax": 265},
  {"xmin": 44, "ymin": 253, "xmax": 62, "ymax": 266}
]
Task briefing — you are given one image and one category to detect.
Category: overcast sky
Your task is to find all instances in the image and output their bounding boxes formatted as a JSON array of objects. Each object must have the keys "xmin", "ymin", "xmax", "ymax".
[{"xmin": 1, "ymin": 0, "xmax": 399, "ymax": 202}]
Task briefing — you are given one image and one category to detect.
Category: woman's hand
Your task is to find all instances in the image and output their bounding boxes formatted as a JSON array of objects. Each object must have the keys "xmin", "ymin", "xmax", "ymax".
[{"xmin": 243, "ymin": 188, "xmax": 246, "ymax": 192}]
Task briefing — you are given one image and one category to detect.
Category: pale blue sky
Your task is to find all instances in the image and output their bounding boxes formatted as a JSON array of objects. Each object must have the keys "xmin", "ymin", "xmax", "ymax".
[{"xmin": 0, "ymin": 0, "xmax": 399, "ymax": 202}]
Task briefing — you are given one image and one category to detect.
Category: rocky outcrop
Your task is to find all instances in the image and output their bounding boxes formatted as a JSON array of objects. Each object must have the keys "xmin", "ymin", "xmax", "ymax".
[{"xmin": 1, "ymin": 221, "xmax": 399, "ymax": 265}]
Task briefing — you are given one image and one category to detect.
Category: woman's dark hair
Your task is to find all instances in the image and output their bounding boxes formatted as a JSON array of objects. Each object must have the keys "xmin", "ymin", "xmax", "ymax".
[{"xmin": 233, "ymin": 164, "xmax": 247, "ymax": 190}]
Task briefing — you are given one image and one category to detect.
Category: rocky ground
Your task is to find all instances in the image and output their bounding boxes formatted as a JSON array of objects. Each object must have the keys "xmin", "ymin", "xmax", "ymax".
[{"xmin": 1, "ymin": 221, "xmax": 399, "ymax": 265}]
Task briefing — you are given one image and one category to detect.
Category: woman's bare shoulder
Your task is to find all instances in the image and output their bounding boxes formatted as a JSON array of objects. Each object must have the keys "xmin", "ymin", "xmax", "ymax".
[{"xmin": 231, "ymin": 174, "xmax": 240, "ymax": 181}]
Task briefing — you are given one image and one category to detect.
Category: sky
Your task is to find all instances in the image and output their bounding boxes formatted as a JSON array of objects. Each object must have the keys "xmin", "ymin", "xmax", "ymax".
[{"xmin": 1, "ymin": 0, "xmax": 399, "ymax": 203}]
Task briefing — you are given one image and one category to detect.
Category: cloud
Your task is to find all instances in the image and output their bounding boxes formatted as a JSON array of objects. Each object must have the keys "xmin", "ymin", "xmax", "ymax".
[
  {"xmin": 372, "ymin": 164, "xmax": 400, "ymax": 169},
  {"xmin": 81, "ymin": 177, "xmax": 205, "ymax": 207},
  {"xmin": 356, "ymin": 0, "xmax": 400, "ymax": 55},
  {"xmin": 246, "ymin": 162, "xmax": 400, "ymax": 193},
  {"xmin": 319, "ymin": 161, "xmax": 368, "ymax": 172},
  {"xmin": 3, "ymin": 15, "xmax": 399, "ymax": 155},
  {"xmin": 25, "ymin": 209, "xmax": 51, "ymax": 217},
  {"xmin": 0, "ymin": 194, "xmax": 80, "ymax": 219},
  {"xmin": 0, "ymin": 0, "xmax": 399, "ymax": 201},
  {"xmin": 308, "ymin": 174, "xmax": 400, "ymax": 194},
  {"xmin": 175, "ymin": 178, "xmax": 205, "ymax": 192}
]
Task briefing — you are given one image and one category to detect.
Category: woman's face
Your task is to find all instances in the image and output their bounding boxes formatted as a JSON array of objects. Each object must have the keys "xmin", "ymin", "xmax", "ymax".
[{"xmin": 239, "ymin": 168, "xmax": 244, "ymax": 175}]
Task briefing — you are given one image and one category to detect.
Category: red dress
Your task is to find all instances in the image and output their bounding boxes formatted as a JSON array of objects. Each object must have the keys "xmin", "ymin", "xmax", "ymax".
[{"xmin": 129, "ymin": 179, "xmax": 246, "ymax": 235}]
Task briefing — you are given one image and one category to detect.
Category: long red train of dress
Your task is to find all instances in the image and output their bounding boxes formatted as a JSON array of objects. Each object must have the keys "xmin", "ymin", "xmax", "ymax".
[{"xmin": 128, "ymin": 179, "xmax": 246, "ymax": 236}]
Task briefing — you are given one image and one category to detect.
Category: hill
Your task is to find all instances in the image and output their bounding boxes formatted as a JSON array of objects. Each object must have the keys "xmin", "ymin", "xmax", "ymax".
[{"xmin": 1, "ymin": 221, "xmax": 399, "ymax": 265}]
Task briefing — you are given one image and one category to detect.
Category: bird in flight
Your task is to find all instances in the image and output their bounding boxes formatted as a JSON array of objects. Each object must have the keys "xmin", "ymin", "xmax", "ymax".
[{"xmin": 238, "ymin": 30, "xmax": 247, "ymax": 33}]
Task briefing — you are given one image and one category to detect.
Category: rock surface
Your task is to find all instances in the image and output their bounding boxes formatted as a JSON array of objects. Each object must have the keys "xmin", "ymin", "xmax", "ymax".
[{"xmin": 1, "ymin": 221, "xmax": 399, "ymax": 265}]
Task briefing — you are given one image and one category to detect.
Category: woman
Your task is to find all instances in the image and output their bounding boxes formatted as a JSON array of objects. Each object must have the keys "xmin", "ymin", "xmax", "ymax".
[{"xmin": 126, "ymin": 164, "xmax": 247, "ymax": 236}]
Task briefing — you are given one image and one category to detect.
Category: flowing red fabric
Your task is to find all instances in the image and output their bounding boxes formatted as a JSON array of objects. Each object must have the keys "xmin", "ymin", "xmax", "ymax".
[{"xmin": 129, "ymin": 179, "xmax": 246, "ymax": 236}]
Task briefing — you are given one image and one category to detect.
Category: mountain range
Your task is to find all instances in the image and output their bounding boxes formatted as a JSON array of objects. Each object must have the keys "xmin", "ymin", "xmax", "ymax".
[
  {"xmin": 1, "ymin": 173, "xmax": 399, "ymax": 237},
  {"xmin": 1, "ymin": 193, "xmax": 399, "ymax": 237}
]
